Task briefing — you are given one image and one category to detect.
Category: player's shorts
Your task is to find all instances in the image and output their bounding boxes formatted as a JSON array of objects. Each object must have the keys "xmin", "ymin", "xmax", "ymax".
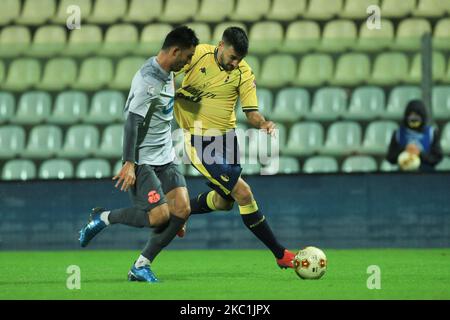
[
  {"xmin": 129, "ymin": 162, "xmax": 187, "ymax": 211},
  {"xmin": 184, "ymin": 129, "xmax": 242, "ymax": 200}
]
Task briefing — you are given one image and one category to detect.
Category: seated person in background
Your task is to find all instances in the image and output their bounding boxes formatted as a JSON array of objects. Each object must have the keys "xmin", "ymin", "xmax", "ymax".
[{"xmin": 387, "ymin": 99, "xmax": 443, "ymax": 172}]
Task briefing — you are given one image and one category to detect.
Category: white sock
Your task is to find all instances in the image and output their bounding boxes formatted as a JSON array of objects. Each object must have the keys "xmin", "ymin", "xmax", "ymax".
[
  {"xmin": 135, "ymin": 255, "xmax": 150, "ymax": 268},
  {"xmin": 100, "ymin": 211, "xmax": 110, "ymax": 225}
]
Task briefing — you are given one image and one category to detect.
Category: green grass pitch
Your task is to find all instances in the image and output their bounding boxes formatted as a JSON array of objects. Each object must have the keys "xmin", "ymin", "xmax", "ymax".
[{"xmin": 0, "ymin": 249, "xmax": 449, "ymax": 300}]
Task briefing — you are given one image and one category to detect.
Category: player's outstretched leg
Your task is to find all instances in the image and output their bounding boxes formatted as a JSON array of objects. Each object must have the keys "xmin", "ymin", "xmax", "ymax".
[{"xmin": 78, "ymin": 207, "xmax": 109, "ymax": 247}]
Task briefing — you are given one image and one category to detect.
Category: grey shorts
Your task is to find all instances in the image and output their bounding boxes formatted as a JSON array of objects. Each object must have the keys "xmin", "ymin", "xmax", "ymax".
[{"xmin": 129, "ymin": 162, "xmax": 187, "ymax": 211}]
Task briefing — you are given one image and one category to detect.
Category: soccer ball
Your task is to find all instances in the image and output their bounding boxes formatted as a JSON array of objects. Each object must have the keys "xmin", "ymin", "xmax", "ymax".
[
  {"xmin": 398, "ymin": 151, "xmax": 421, "ymax": 171},
  {"xmin": 293, "ymin": 246, "xmax": 327, "ymax": 280}
]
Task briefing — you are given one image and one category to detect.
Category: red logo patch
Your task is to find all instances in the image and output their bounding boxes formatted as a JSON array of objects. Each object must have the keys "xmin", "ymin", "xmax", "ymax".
[{"xmin": 147, "ymin": 190, "xmax": 161, "ymax": 204}]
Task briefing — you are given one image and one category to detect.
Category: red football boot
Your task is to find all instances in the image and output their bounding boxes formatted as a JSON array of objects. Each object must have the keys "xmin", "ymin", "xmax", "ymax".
[{"xmin": 276, "ymin": 249, "xmax": 296, "ymax": 269}]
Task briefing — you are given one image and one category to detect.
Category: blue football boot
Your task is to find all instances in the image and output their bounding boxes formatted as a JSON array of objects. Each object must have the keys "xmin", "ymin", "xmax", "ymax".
[
  {"xmin": 78, "ymin": 207, "xmax": 108, "ymax": 247},
  {"xmin": 128, "ymin": 263, "xmax": 159, "ymax": 283}
]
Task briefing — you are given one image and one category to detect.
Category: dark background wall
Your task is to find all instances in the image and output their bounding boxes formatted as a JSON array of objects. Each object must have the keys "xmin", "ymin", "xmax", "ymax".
[{"xmin": 0, "ymin": 173, "xmax": 449, "ymax": 251}]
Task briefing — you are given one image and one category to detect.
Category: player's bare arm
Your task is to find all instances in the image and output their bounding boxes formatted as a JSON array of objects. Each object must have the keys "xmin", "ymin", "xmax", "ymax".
[
  {"xmin": 245, "ymin": 110, "xmax": 276, "ymax": 136},
  {"xmin": 113, "ymin": 161, "xmax": 136, "ymax": 192}
]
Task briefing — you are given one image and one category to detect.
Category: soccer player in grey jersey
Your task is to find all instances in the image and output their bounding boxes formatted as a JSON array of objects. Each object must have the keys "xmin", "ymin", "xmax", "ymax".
[{"xmin": 79, "ymin": 26, "xmax": 198, "ymax": 283}]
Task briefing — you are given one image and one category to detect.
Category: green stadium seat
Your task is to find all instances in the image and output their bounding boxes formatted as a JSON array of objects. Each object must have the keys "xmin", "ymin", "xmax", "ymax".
[
  {"xmin": 212, "ymin": 22, "xmax": 247, "ymax": 44},
  {"xmin": 304, "ymin": 0, "xmax": 343, "ymax": 20},
  {"xmin": 0, "ymin": 0, "xmax": 21, "ymax": 25},
  {"xmin": 185, "ymin": 23, "xmax": 212, "ymax": 44},
  {"xmin": 159, "ymin": 0, "xmax": 199, "ymax": 23},
  {"xmin": 393, "ymin": 18, "xmax": 432, "ymax": 51},
  {"xmin": 0, "ymin": 125, "xmax": 25, "ymax": 159},
  {"xmin": 433, "ymin": 19, "xmax": 450, "ymax": 50},
  {"xmin": 95, "ymin": 124, "xmax": 123, "ymax": 158},
  {"xmin": 29, "ymin": 25, "xmax": 66, "ymax": 57},
  {"xmin": 124, "ymin": 0, "xmax": 162, "ymax": 23},
  {"xmin": 63, "ymin": 25, "xmax": 102, "ymax": 57},
  {"xmin": 407, "ymin": 52, "xmax": 446, "ymax": 84},
  {"xmin": 195, "ymin": 0, "xmax": 234, "ymax": 22},
  {"xmin": 52, "ymin": 0, "xmax": 92, "ymax": 23},
  {"xmin": 110, "ymin": 57, "xmax": 146, "ymax": 90},
  {"xmin": 340, "ymin": 0, "xmax": 380, "ymax": 18},
  {"xmin": 271, "ymin": 88, "xmax": 309, "ymax": 122},
  {"xmin": 281, "ymin": 21, "xmax": 320, "ymax": 53},
  {"xmin": 303, "ymin": 156, "xmax": 338, "ymax": 174},
  {"xmin": 58, "ymin": 125, "xmax": 99, "ymax": 159},
  {"xmin": 381, "ymin": 0, "xmax": 416, "ymax": 18},
  {"xmin": 446, "ymin": 58, "xmax": 450, "ymax": 84},
  {"xmin": 48, "ymin": 91, "xmax": 88, "ymax": 125},
  {"xmin": 2, "ymin": 59, "xmax": 41, "ymax": 92},
  {"xmin": 72, "ymin": 58, "xmax": 113, "ymax": 91},
  {"xmin": 247, "ymin": 123, "xmax": 286, "ymax": 158},
  {"xmin": 99, "ymin": 24, "xmax": 139, "ymax": 57},
  {"xmin": 266, "ymin": 0, "xmax": 306, "ymax": 20},
  {"xmin": 306, "ymin": 87, "xmax": 347, "ymax": 121},
  {"xmin": 413, "ymin": 0, "xmax": 445, "ymax": 17},
  {"xmin": 39, "ymin": 159, "xmax": 74, "ymax": 179},
  {"xmin": 320, "ymin": 19, "xmax": 357, "ymax": 52},
  {"xmin": 0, "ymin": 92, "xmax": 15, "ymax": 124},
  {"xmin": 135, "ymin": 24, "xmax": 172, "ymax": 56},
  {"xmin": 15, "ymin": 0, "xmax": 56, "ymax": 25},
  {"xmin": 294, "ymin": 54, "xmax": 333, "ymax": 87},
  {"xmin": 76, "ymin": 159, "xmax": 111, "ymax": 179},
  {"xmin": 0, "ymin": 60, "xmax": 4, "ymax": 84},
  {"xmin": 0, "ymin": 26, "xmax": 31, "ymax": 57},
  {"xmin": 249, "ymin": 22, "xmax": 284, "ymax": 54},
  {"xmin": 284, "ymin": 122, "xmax": 324, "ymax": 156},
  {"xmin": 2, "ymin": 160, "xmax": 36, "ymax": 181},
  {"xmin": 355, "ymin": 19, "xmax": 394, "ymax": 52},
  {"xmin": 441, "ymin": 0, "xmax": 450, "ymax": 13},
  {"xmin": 380, "ymin": 160, "xmax": 398, "ymax": 172},
  {"xmin": 85, "ymin": 90, "xmax": 125, "ymax": 124},
  {"xmin": 21, "ymin": 125, "xmax": 62, "ymax": 159},
  {"xmin": 369, "ymin": 52, "xmax": 409, "ymax": 86},
  {"xmin": 331, "ymin": 53, "xmax": 371, "ymax": 86},
  {"xmin": 113, "ymin": 160, "xmax": 123, "ymax": 176},
  {"xmin": 243, "ymin": 56, "xmax": 260, "ymax": 79},
  {"xmin": 436, "ymin": 157, "xmax": 450, "ymax": 171},
  {"xmin": 344, "ymin": 86, "xmax": 385, "ymax": 120},
  {"xmin": 37, "ymin": 58, "xmax": 78, "ymax": 91},
  {"xmin": 342, "ymin": 156, "xmax": 378, "ymax": 173},
  {"xmin": 321, "ymin": 121, "xmax": 362, "ymax": 156},
  {"xmin": 232, "ymin": 0, "xmax": 270, "ymax": 22},
  {"xmin": 263, "ymin": 156, "xmax": 300, "ymax": 175},
  {"xmin": 384, "ymin": 86, "xmax": 422, "ymax": 120},
  {"xmin": 258, "ymin": 55, "xmax": 297, "ymax": 88},
  {"xmin": 237, "ymin": 88, "xmax": 273, "ymax": 122},
  {"xmin": 362, "ymin": 120, "xmax": 399, "ymax": 155},
  {"xmin": 87, "ymin": 0, "xmax": 127, "ymax": 24},
  {"xmin": 440, "ymin": 123, "xmax": 450, "ymax": 154},
  {"xmin": 432, "ymin": 86, "xmax": 450, "ymax": 120},
  {"xmin": 11, "ymin": 91, "xmax": 51, "ymax": 125}
]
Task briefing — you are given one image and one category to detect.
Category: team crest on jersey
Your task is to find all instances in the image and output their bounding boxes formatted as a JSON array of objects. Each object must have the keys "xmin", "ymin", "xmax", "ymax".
[
  {"xmin": 200, "ymin": 67, "xmax": 207, "ymax": 74},
  {"xmin": 147, "ymin": 85, "xmax": 156, "ymax": 96}
]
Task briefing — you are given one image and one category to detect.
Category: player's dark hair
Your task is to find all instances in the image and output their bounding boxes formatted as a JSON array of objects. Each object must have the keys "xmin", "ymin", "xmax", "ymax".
[
  {"xmin": 222, "ymin": 27, "xmax": 249, "ymax": 57},
  {"xmin": 161, "ymin": 26, "xmax": 199, "ymax": 50}
]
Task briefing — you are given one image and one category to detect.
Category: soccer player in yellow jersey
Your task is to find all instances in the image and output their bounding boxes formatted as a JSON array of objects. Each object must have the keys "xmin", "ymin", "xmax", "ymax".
[{"xmin": 174, "ymin": 27, "xmax": 295, "ymax": 269}]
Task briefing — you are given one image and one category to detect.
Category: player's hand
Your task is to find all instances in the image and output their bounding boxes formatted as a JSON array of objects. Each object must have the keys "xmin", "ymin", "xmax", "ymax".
[
  {"xmin": 406, "ymin": 143, "xmax": 420, "ymax": 156},
  {"xmin": 112, "ymin": 161, "xmax": 136, "ymax": 192},
  {"xmin": 260, "ymin": 121, "xmax": 276, "ymax": 137}
]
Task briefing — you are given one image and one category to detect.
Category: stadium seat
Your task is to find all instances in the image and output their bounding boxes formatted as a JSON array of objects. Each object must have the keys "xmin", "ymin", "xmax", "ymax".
[
  {"xmin": 433, "ymin": 19, "xmax": 450, "ymax": 51},
  {"xmin": 306, "ymin": 87, "xmax": 347, "ymax": 121},
  {"xmin": 52, "ymin": 0, "xmax": 92, "ymax": 23},
  {"xmin": 232, "ymin": 0, "xmax": 270, "ymax": 22},
  {"xmin": 271, "ymin": 88, "xmax": 310, "ymax": 122},
  {"xmin": 135, "ymin": 24, "xmax": 173, "ymax": 56},
  {"xmin": 331, "ymin": 53, "xmax": 371, "ymax": 86},
  {"xmin": 303, "ymin": 156, "xmax": 338, "ymax": 174},
  {"xmin": 432, "ymin": 86, "xmax": 450, "ymax": 120},
  {"xmin": 39, "ymin": 159, "xmax": 74, "ymax": 179},
  {"xmin": 212, "ymin": 22, "xmax": 247, "ymax": 44},
  {"xmin": 2, "ymin": 59, "xmax": 41, "ymax": 92},
  {"xmin": 413, "ymin": 0, "xmax": 445, "ymax": 17},
  {"xmin": 76, "ymin": 159, "xmax": 111, "ymax": 179},
  {"xmin": 320, "ymin": 19, "xmax": 357, "ymax": 52},
  {"xmin": 343, "ymin": 86, "xmax": 385, "ymax": 120},
  {"xmin": 195, "ymin": 0, "xmax": 234, "ymax": 22},
  {"xmin": 11, "ymin": 91, "xmax": 51, "ymax": 125},
  {"xmin": 436, "ymin": 157, "xmax": 450, "ymax": 171},
  {"xmin": 258, "ymin": 55, "xmax": 297, "ymax": 88},
  {"xmin": 263, "ymin": 157, "xmax": 300, "ymax": 175},
  {"xmin": 247, "ymin": 123, "xmax": 286, "ymax": 159},
  {"xmin": 110, "ymin": 57, "xmax": 145, "ymax": 90},
  {"xmin": 369, "ymin": 52, "xmax": 409, "ymax": 86},
  {"xmin": 21, "ymin": 125, "xmax": 62, "ymax": 159},
  {"xmin": 113, "ymin": 160, "xmax": 123, "ymax": 176},
  {"xmin": 340, "ymin": 0, "xmax": 380, "ymax": 18},
  {"xmin": 87, "ymin": 0, "xmax": 127, "ymax": 24},
  {"xmin": 58, "ymin": 125, "xmax": 99, "ymax": 159},
  {"xmin": 304, "ymin": 0, "xmax": 343, "ymax": 20},
  {"xmin": 0, "ymin": 26, "xmax": 31, "ymax": 57},
  {"xmin": 381, "ymin": 0, "xmax": 416, "ymax": 18},
  {"xmin": 266, "ymin": 0, "xmax": 306, "ymax": 20},
  {"xmin": 124, "ymin": 0, "xmax": 162, "ymax": 23},
  {"xmin": 283, "ymin": 122, "xmax": 324, "ymax": 156},
  {"xmin": 393, "ymin": 19, "xmax": 432, "ymax": 51},
  {"xmin": 380, "ymin": 160, "xmax": 398, "ymax": 172},
  {"xmin": 441, "ymin": 0, "xmax": 450, "ymax": 13},
  {"xmin": 0, "ymin": 125, "xmax": 25, "ymax": 159},
  {"xmin": 85, "ymin": 90, "xmax": 125, "ymax": 124},
  {"xmin": 95, "ymin": 124, "xmax": 123, "ymax": 158},
  {"xmin": 48, "ymin": 91, "xmax": 88, "ymax": 125},
  {"xmin": 243, "ymin": 56, "xmax": 260, "ymax": 79},
  {"xmin": 407, "ymin": 52, "xmax": 446, "ymax": 84},
  {"xmin": 362, "ymin": 120, "xmax": 399, "ymax": 155},
  {"xmin": 384, "ymin": 86, "xmax": 422, "ymax": 120},
  {"xmin": 237, "ymin": 88, "xmax": 273, "ymax": 122},
  {"xmin": 281, "ymin": 21, "xmax": 320, "ymax": 53},
  {"xmin": 29, "ymin": 25, "xmax": 66, "ymax": 57},
  {"xmin": 15, "ymin": 0, "xmax": 56, "ymax": 25},
  {"xmin": 0, "ymin": 0, "xmax": 21, "ymax": 25},
  {"xmin": 99, "ymin": 24, "xmax": 139, "ymax": 57},
  {"xmin": 249, "ymin": 22, "xmax": 284, "ymax": 54},
  {"xmin": 0, "ymin": 92, "xmax": 15, "ymax": 124},
  {"xmin": 1, "ymin": 160, "xmax": 36, "ymax": 181},
  {"xmin": 440, "ymin": 123, "xmax": 450, "ymax": 154},
  {"xmin": 72, "ymin": 58, "xmax": 113, "ymax": 90},
  {"xmin": 342, "ymin": 156, "xmax": 378, "ymax": 173},
  {"xmin": 159, "ymin": 0, "xmax": 199, "ymax": 23},
  {"xmin": 0, "ymin": 60, "xmax": 4, "ymax": 84},
  {"xmin": 355, "ymin": 19, "xmax": 394, "ymax": 52},
  {"xmin": 63, "ymin": 25, "xmax": 102, "ymax": 57},
  {"xmin": 321, "ymin": 121, "xmax": 362, "ymax": 156},
  {"xmin": 37, "ymin": 58, "xmax": 78, "ymax": 91},
  {"xmin": 446, "ymin": 58, "xmax": 450, "ymax": 84},
  {"xmin": 294, "ymin": 54, "xmax": 334, "ymax": 87},
  {"xmin": 185, "ymin": 23, "xmax": 212, "ymax": 44}
]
